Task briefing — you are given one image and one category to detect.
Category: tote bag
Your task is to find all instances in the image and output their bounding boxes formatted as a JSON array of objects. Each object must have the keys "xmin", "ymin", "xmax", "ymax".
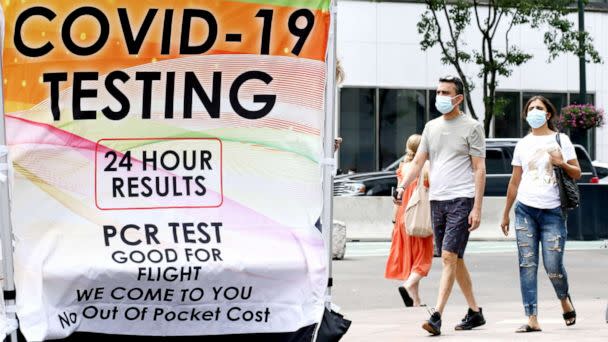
[{"xmin": 404, "ymin": 170, "xmax": 433, "ymax": 237}]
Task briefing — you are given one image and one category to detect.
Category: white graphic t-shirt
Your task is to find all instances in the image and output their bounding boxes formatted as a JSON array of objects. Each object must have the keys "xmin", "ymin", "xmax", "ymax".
[{"xmin": 512, "ymin": 133, "xmax": 577, "ymax": 209}]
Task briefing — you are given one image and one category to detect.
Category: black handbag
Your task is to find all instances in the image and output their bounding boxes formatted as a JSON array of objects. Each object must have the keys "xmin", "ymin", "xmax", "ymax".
[
  {"xmin": 316, "ymin": 307, "xmax": 351, "ymax": 342},
  {"xmin": 554, "ymin": 134, "xmax": 580, "ymax": 211}
]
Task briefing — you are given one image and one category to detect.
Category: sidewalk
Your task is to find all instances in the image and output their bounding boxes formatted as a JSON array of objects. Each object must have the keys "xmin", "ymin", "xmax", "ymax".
[
  {"xmin": 341, "ymin": 299, "xmax": 608, "ymax": 341},
  {"xmin": 332, "ymin": 248, "xmax": 608, "ymax": 342}
]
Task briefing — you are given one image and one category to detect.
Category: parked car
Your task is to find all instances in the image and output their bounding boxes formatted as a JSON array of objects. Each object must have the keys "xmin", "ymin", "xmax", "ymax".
[
  {"xmin": 592, "ymin": 161, "xmax": 608, "ymax": 184},
  {"xmin": 334, "ymin": 139, "xmax": 599, "ymax": 197}
]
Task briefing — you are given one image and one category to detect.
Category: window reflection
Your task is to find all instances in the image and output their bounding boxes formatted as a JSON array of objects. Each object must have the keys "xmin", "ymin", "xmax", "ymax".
[
  {"xmin": 339, "ymin": 88, "xmax": 376, "ymax": 173},
  {"xmin": 379, "ymin": 89, "xmax": 426, "ymax": 169}
]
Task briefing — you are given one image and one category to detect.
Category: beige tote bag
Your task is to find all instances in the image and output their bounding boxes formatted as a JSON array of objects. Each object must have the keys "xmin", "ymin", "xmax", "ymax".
[{"xmin": 404, "ymin": 166, "xmax": 433, "ymax": 237}]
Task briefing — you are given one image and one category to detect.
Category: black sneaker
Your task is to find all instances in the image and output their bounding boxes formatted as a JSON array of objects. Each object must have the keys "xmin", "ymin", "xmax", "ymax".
[
  {"xmin": 422, "ymin": 311, "xmax": 442, "ymax": 336},
  {"xmin": 455, "ymin": 307, "xmax": 486, "ymax": 330}
]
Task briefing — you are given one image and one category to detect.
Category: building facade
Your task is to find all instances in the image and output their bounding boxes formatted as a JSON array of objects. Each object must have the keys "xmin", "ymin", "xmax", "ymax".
[{"xmin": 336, "ymin": 0, "xmax": 608, "ymax": 173}]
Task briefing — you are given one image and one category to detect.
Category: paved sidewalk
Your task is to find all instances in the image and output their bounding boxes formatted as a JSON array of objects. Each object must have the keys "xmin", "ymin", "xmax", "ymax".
[
  {"xmin": 342, "ymin": 299, "xmax": 608, "ymax": 341},
  {"xmin": 332, "ymin": 246, "xmax": 608, "ymax": 342}
]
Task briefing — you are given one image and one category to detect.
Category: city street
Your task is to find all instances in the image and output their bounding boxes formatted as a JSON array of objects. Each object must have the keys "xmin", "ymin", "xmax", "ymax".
[{"xmin": 332, "ymin": 241, "xmax": 608, "ymax": 341}]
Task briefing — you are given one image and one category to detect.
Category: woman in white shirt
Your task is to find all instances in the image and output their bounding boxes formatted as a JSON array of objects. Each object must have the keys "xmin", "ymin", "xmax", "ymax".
[{"xmin": 500, "ymin": 95, "xmax": 581, "ymax": 333}]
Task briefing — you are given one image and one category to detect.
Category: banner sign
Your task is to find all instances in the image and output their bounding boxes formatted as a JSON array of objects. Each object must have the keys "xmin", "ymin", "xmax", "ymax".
[{"xmin": 1, "ymin": 0, "xmax": 330, "ymax": 340}]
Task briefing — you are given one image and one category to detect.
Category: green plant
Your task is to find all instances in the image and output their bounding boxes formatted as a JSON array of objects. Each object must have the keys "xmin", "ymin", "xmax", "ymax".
[
  {"xmin": 418, "ymin": 0, "xmax": 603, "ymax": 134},
  {"xmin": 558, "ymin": 104, "xmax": 604, "ymax": 130}
]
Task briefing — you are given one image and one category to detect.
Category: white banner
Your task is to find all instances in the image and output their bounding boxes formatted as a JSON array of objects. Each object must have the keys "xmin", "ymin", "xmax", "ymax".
[{"xmin": 1, "ymin": 0, "xmax": 331, "ymax": 340}]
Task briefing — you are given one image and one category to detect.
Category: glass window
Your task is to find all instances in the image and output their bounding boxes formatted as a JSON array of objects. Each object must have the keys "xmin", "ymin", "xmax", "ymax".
[
  {"xmin": 494, "ymin": 92, "xmax": 521, "ymax": 138},
  {"xmin": 569, "ymin": 93, "xmax": 595, "ymax": 105},
  {"xmin": 384, "ymin": 156, "xmax": 404, "ymax": 171},
  {"xmin": 522, "ymin": 92, "xmax": 567, "ymax": 136},
  {"xmin": 378, "ymin": 89, "xmax": 426, "ymax": 169},
  {"xmin": 339, "ymin": 88, "xmax": 376, "ymax": 173},
  {"xmin": 595, "ymin": 165, "xmax": 608, "ymax": 179},
  {"xmin": 574, "ymin": 146, "xmax": 594, "ymax": 173},
  {"xmin": 486, "ymin": 148, "xmax": 510, "ymax": 174},
  {"xmin": 428, "ymin": 91, "xmax": 442, "ymax": 120}
]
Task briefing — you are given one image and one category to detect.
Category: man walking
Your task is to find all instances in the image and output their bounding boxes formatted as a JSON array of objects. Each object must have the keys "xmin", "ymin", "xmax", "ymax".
[{"xmin": 397, "ymin": 75, "xmax": 486, "ymax": 336}]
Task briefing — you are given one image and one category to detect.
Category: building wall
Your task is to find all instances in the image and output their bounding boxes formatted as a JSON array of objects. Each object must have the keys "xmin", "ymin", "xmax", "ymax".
[{"xmin": 337, "ymin": 0, "xmax": 608, "ymax": 163}]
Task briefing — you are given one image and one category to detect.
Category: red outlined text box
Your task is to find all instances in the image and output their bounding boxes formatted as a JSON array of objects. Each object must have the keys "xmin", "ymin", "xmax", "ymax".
[{"xmin": 95, "ymin": 138, "xmax": 223, "ymax": 210}]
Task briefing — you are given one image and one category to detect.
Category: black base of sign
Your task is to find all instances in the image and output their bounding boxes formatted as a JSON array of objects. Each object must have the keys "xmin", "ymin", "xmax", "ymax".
[{"xmin": 13, "ymin": 324, "xmax": 317, "ymax": 342}]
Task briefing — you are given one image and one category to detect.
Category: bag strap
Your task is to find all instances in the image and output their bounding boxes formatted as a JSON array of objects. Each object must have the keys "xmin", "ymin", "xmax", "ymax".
[
  {"xmin": 416, "ymin": 169, "xmax": 425, "ymax": 189},
  {"xmin": 417, "ymin": 161, "xmax": 430, "ymax": 189},
  {"xmin": 555, "ymin": 133, "xmax": 562, "ymax": 147},
  {"xmin": 554, "ymin": 134, "xmax": 563, "ymax": 174},
  {"xmin": 406, "ymin": 164, "xmax": 426, "ymax": 210}
]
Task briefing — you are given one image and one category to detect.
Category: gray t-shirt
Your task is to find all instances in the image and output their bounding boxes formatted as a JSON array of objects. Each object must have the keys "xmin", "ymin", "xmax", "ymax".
[{"xmin": 418, "ymin": 114, "xmax": 485, "ymax": 201}]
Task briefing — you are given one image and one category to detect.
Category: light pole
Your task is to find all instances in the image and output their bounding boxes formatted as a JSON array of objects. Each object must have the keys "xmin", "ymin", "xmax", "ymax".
[{"xmin": 578, "ymin": 0, "xmax": 586, "ymax": 104}]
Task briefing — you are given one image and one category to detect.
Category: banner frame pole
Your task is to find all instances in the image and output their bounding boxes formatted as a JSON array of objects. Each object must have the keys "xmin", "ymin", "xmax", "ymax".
[
  {"xmin": 0, "ymin": 8, "xmax": 18, "ymax": 342},
  {"xmin": 322, "ymin": 0, "xmax": 337, "ymax": 310}
]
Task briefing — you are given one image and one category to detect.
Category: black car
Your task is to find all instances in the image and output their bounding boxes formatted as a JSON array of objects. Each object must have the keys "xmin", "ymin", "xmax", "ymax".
[
  {"xmin": 593, "ymin": 161, "xmax": 608, "ymax": 183},
  {"xmin": 334, "ymin": 139, "xmax": 599, "ymax": 197}
]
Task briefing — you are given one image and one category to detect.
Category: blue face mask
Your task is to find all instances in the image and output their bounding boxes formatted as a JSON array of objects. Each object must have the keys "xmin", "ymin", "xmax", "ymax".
[
  {"xmin": 526, "ymin": 109, "xmax": 548, "ymax": 129},
  {"xmin": 435, "ymin": 95, "xmax": 455, "ymax": 114}
]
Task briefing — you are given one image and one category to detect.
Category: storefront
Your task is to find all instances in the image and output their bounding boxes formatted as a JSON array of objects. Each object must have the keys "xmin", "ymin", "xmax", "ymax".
[{"xmin": 337, "ymin": 0, "xmax": 608, "ymax": 173}]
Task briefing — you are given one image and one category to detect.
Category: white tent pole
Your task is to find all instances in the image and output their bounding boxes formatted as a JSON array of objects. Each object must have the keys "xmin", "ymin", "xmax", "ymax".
[
  {"xmin": 322, "ymin": 0, "xmax": 337, "ymax": 309},
  {"xmin": 0, "ymin": 12, "xmax": 18, "ymax": 341}
]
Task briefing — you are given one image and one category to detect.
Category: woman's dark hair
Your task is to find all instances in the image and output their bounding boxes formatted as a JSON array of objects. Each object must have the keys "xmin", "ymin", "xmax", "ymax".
[{"xmin": 521, "ymin": 95, "xmax": 558, "ymax": 132}]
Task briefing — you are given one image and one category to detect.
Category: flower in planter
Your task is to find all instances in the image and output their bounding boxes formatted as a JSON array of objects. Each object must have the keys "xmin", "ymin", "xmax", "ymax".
[{"xmin": 558, "ymin": 104, "xmax": 605, "ymax": 131}]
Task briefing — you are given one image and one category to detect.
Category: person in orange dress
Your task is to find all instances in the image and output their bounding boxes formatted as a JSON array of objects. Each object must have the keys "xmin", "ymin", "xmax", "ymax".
[{"xmin": 385, "ymin": 134, "xmax": 434, "ymax": 307}]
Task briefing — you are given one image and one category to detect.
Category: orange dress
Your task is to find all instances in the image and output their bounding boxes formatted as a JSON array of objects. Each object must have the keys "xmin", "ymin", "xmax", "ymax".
[{"xmin": 385, "ymin": 162, "xmax": 434, "ymax": 280}]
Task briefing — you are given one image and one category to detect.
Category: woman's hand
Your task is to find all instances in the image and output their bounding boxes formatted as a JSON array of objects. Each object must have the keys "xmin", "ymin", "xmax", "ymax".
[
  {"xmin": 334, "ymin": 137, "xmax": 342, "ymax": 152},
  {"xmin": 500, "ymin": 215, "xmax": 510, "ymax": 236},
  {"xmin": 549, "ymin": 149, "xmax": 564, "ymax": 167}
]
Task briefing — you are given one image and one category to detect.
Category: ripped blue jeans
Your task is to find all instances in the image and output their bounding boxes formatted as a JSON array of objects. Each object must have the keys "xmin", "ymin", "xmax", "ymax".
[{"xmin": 515, "ymin": 202, "xmax": 569, "ymax": 317}]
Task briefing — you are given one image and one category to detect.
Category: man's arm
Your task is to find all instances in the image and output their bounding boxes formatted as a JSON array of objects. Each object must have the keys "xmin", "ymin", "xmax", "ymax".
[
  {"xmin": 396, "ymin": 151, "xmax": 429, "ymax": 200},
  {"xmin": 468, "ymin": 156, "xmax": 486, "ymax": 231}
]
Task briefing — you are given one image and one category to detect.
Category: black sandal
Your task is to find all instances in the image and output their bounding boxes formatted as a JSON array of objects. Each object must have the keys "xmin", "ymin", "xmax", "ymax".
[
  {"xmin": 563, "ymin": 294, "xmax": 576, "ymax": 326},
  {"xmin": 516, "ymin": 324, "xmax": 542, "ymax": 333},
  {"xmin": 398, "ymin": 286, "xmax": 413, "ymax": 307}
]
